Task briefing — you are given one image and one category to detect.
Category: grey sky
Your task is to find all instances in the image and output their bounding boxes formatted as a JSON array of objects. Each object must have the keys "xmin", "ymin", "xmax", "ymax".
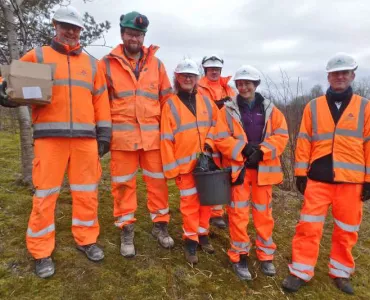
[{"xmin": 70, "ymin": 0, "xmax": 370, "ymax": 94}]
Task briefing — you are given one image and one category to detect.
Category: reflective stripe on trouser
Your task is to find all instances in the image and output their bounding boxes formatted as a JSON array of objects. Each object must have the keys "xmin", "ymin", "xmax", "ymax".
[
  {"xmin": 211, "ymin": 204, "xmax": 224, "ymax": 218},
  {"xmin": 176, "ymin": 173, "xmax": 212, "ymax": 243},
  {"xmin": 227, "ymin": 169, "xmax": 276, "ymax": 262},
  {"xmin": 111, "ymin": 149, "xmax": 169, "ymax": 228},
  {"xmin": 290, "ymin": 179, "xmax": 363, "ymax": 281},
  {"xmin": 26, "ymin": 138, "xmax": 101, "ymax": 259}
]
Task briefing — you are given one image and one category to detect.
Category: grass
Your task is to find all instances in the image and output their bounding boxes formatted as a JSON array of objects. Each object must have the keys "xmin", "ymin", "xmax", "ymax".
[{"xmin": 0, "ymin": 131, "xmax": 369, "ymax": 300}]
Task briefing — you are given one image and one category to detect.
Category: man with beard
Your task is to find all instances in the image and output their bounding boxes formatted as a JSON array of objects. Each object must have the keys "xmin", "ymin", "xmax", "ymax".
[{"xmin": 99, "ymin": 11, "xmax": 174, "ymax": 258}]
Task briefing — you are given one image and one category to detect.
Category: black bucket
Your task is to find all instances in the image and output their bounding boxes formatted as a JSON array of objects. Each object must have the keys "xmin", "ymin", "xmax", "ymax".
[{"xmin": 193, "ymin": 169, "xmax": 232, "ymax": 206}]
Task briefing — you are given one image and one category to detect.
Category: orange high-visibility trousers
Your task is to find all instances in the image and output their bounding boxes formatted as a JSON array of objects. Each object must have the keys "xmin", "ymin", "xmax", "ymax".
[
  {"xmin": 227, "ymin": 169, "xmax": 276, "ymax": 263},
  {"xmin": 175, "ymin": 173, "xmax": 212, "ymax": 242},
  {"xmin": 289, "ymin": 179, "xmax": 363, "ymax": 281},
  {"xmin": 111, "ymin": 149, "xmax": 169, "ymax": 228},
  {"xmin": 26, "ymin": 138, "xmax": 102, "ymax": 259},
  {"xmin": 211, "ymin": 205, "xmax": 224, "ymax": 218}
]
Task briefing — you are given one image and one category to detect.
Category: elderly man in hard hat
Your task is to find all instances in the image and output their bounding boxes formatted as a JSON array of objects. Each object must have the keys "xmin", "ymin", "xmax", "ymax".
[
  {"xmin": 282, "ymin": 53, "xmax": 370, "ymax": 295},
  {"xmin": 207, "ymin": 65, "xmax": 288, "ymax": 279},
  {"xmin": 0, "ymin": 6, "xmax": 112, "ymax": 278},
  {"xmin": 161, "ymin": 58, "xmax": 219, "ymax": 264},
  {"xmin": 99, "ymin": 12, "xmax": 174, "ymax": 258},
  {"xmin": 198, "ymin": 54, "xmax": 235, "ymax": 229}
]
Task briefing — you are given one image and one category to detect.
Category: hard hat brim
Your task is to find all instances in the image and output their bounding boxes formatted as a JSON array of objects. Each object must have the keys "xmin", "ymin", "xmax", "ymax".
[
  {"xmin": 326, "ymin": 66, "xmax": 358, "ymax": 73},
  {"xmin": 53, "ymin": 17, "xmax": 85, "ymax": 30}
]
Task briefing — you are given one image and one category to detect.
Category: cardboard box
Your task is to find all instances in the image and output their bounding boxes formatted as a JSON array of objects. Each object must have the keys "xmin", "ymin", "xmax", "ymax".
[{"xmin": 0, "ymin": 60, "xmax": 53, "ymax": 105}]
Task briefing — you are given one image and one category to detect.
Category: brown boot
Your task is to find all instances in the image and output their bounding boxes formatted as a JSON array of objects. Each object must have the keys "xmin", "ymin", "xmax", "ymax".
[
  {"xmin": 199, "ymin": 235, "xmax": 215, "ymax": 254},
  {"xmin": 184, "ymin": 239, "xmax": 198, "ymax": 264}
]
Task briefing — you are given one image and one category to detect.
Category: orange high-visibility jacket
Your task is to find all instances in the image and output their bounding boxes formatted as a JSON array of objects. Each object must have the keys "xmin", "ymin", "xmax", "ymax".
[
  {"xmin": 160, "ymin": 93, "xmax": 219, "ymax": 179},
  {"xmin": 20, "ymin": 39, "xmax": 111, "ymax": 142},
  {"xmin": 99, "ymin": 44, "xmax": 172, "ymax": 151},
  {"xmin": 198, "ymin": 76, "xmax": 235, "ymax": 103},
  {"xmin": 207, "ymin": 96, "xmax": 288, "ymax": 185},
  {"xmin": 295, "ymin": 94, "xmax": 370, "ymax": 183}
]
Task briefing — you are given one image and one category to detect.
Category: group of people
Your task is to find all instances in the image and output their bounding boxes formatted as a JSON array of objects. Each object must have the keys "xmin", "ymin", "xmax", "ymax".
[{"xmin": 0, "ymin": 6, "xmax": 369, "ymax": 296}]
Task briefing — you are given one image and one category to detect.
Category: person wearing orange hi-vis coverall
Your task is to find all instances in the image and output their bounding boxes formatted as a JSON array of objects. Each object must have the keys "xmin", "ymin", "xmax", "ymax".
[
  {"xmin": 206, "ymin": 65, "xmax": 288, "ymax": 280},
  {"xmin": 161, "ymin": 59, "xmax": 219, "ymax": 264},
  {"xmin": 282, "ymin": 53, "xmax": 370, "ymax": 295},
  {"xmin": 99, "ymin": 11, "xmax": 174, "ymax": 258},
  {"xmin": 0, "ymin": 6, "xmax": 112, "ymax": 279}
]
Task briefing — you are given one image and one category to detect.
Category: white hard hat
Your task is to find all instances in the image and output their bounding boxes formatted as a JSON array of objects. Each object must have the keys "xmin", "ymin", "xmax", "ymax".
[
  {"xmin": 234, "ymin": 65, "xmax": 261, "ymax": 82},
  {"xmin": 326, "ymin": 52, "xmax": 358, "ymax": 73},
  {"xmin": 202, "ymin": 55, "xmax": 224, "ymax": 68},
  {"xmin": 175, "ymin": 59, "xmax": 200, "ymax": 75},
  {"xmin": 53, "ymin": 6, "xmax": 85, "ymax": 29}
]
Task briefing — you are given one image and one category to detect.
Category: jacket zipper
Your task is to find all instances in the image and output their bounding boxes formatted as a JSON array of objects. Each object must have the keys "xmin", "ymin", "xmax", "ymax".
[{"xmin": 67, "ymin": 54, "xmax": 73, "ymax": 136}]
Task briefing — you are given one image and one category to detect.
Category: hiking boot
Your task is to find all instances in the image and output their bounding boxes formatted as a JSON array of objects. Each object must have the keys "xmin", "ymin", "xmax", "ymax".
[
  {"xmin": 184, "ymin": 239, "xmax": 198, "ymax": 264},
  {"xmin": 35, "ymin": 257, "xmax": 55, "ymax": 279},
  {"xmin": 152, "ymin": 222, "xmax": 174, "ymax": 249},
  {"xmin": 76, "ymin": 243, "xmax": 104, "ymax": 261},
  {"xmin": 199, "ymin": 235, "xmax": 215, "ymax": 254},
  {"xmin": 120, "ymin": 223, "xmax": 135, "ymax": 258},
  {"xmin": 260, "ymin": 260, "xmax": 276, "ymax": 276},
  {"xmin": 232, "ymin": 254, "xmax": 252, "ymax": 280},
  {"xmin": 210, "ymin": 216, "xmax": 227, "ymax": 229},
  {"xmin": 333, "ymin": 278, "xmax": 354, "ymax": 295},
  {"xmin": 282, "ymin": 274, "xmax": 305, "ymax": 293}
]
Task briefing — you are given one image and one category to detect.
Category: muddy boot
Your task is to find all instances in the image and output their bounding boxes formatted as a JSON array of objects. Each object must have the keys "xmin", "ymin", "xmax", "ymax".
[
  {"xmin": 260, "ymin": 260, "xmax": 276, "ymax": 276},
  {"xmin": 184, "ymin": 239, "xmax": 198, "ymax": 264},
  {"xmin": 333, "ymin": 278, "xmax": 354, "ymax": 295},
  {"xmin": 76, "ymin": 243, "xmax": 104, "ymax": 261},
  {"xmin": 232, "ymin": 254, "xmax": 252, "ymax": 280},
  {"xmin": 120, "ymin": 223, "xmax": 135, "ymax": 258},
  {"xmin": 35, "ymin": 257, "xmax": 55, "ymax": 279},
  {"xmin": 199, "ymin": 235, "xmax": 215, "ymax": 254},
  {"xmin": 282, "ymin": 274, "xmax": 305, "ymax": 293},
  {"xmin": 152, "ymin": 222, "xmax": 174, "ymax": 249},
  {"xmin": 210, "ymin": 216, "xmax": 227, "ymax": 229}
]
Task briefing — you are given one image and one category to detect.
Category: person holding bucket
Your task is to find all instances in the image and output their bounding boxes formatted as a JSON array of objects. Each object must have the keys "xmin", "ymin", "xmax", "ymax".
[
  {"xmin": 160, "ymin": 58, "xmax": 219, "ymax": 264},
  {"xmin": 207, "ymin": 65, "xmax": 288, "ymax": 279}
]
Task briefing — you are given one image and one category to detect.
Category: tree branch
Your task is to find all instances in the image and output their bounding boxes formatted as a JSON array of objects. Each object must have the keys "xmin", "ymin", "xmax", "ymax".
[{"xmin": 0, "ymin": 46, "xmax": 10, "ymax": 64}]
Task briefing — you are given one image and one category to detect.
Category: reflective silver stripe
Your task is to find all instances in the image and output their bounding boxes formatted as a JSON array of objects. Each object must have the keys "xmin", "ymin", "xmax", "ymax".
[
  {"xmin": 174, "ymin": 121, "xmax": 210, "ymax": 134},
  {"xmin": 232, "ymin": 165, "xmax": 244, "ymax": 173},
  {"xmin": 212, "ymin": 205, "xmax": 223, "ymax": 210},
  {"xmin": 137, "ymin": 89, "xmax": 159, "ymax": 100},
  {"xmin": 150, "ymin": 207, "xmax": 169, "ymax": 220},
  {"xmin": 232, "ymin": 140, "xmax": 245, "ymax": 160},
  {"xmin": 333, "ymin": 161, "xmax": 365, "ymax": 172},
  {"xmin": 34, "ymin": 122, "xmax": 95, "ymax": 131},
  {"xmin": 226, "ymin": 112, "xmax": 234, "ymax": 134},
  {"xmin": 111, "ymin": 170, "xmax": 138, "ymax": 183},
  {"xmin": 292, "ymin": 262, "xmax": 314, "ymax": 272},
  {"xmin": 168, "ymin": 99, "xmax": 181, "ymax": 129},
  {"xmin": 298, "ymin": 132, "xmax": 311, "ymax": 141},
  {"xmin": 93, "ymin": 85, "xmax": 107, "ymax": 96},
  {"xmin": 257, "ymin": 246, "xmax": 275, "ymax": 255},
  {"xmin": 212, "ymin": 120, "xmax": 217, "ymax": 126},
  {"xmin": 180, "ymin": 187, "xmax": 197, "ymax": 197},
  {"xmin": 336, "ymin": 128, "xmax": 362, "ymax": 138},
  {"xmin": 289, "ymin": 265, "xmax": 312, "ymax": 281},
  {"xmin": 215, "ymin": 131, "xmax": 230, "ymax": 139},
  {"xmin": 140, "ymin": 124, "xmax": 159, "ymax": 131},
  {"xmin": 198, "ymin": 226, "xmax": 208, "ymax": 234},
  {"xmin": 312, "ymin": 132, "xmax": 333, "ymax": 141},
  {"xmin": 329, "ymin": 268, "xmax": 350, "ymax": 278},
  {"xmin": 364, "ymin": 136, "xmax": 370, "ymax": 142},
  {"xmin": 259, "ymin": 166, "xmax": 281, "ymax": 173},
  {"xmin": 116, "ymin": 90, "xmax": 135, "ymax": 98},
  {"xmin": 229, "ymin": 200, "xmax": 249, "ymax": 208},
  {"xmin": 142, "ymin": 169, "xmax": 165, "ymax": 179},
  {"xmin": 311, "ymin": 98, "xmax": 318, "ymax": 135},
  {"xmin": 257, "ymin": 235, "xmax": 273, "ymax": 246},
  {"xmin": 27, "ymin": 224, "xmax": 55, "ymax": 238},
  {"xmin": 232, "ymin": 241, "xmax": 250, "ymax": 250},
  {"xmin": 300, "ymin": 214, "xmax": 325, "ymax": 222},
  {"xmin": 261, "ymin": 141, "xmax": 276, "ymax": 159},
  {"xmin": 183, "ymin": 228, "xmax": 197, "ymax": 236},
  {"xmin": 115, "ymin": 213, "xmax": 135, "ymax": 227},
  {"xmin": 160, "ymin": 87, "xmax": 172, "ymax": 97},
  {"xmin": 235, "ymin": 134, "xmax": 244, "ymax": 140},
  {"xmin": 35, "ymin": 186, "xmax": 60, "ymax": 198},
  {"xmin": 112, "ymin": 124, "xmax": 135, "ymax": 131},
  {"xmin": 70, "ymin": 183, "xmax": 98, "ymax": 192},
  {"xmin": 202, "ymin": 95, "xmax": 213, "ymax": 125},
  {"xmin": 330, "ymin": 258, "xmax": 354, "ymax": 274},
  {"xmin": 163, "ymin": 161, "xmax": 178, "ymax": 172},
  {"xmin": 72, "ymin": 218, "xmax": 96, "ymax": 227},
  {"xmin": 89, "ymin": 55, "xmax": 97, "ymax": 81},
  {"xmin": 97, "ymin": 121, "xmax": 112, "ymax": 128},
  {"xmin": 334, "ymin": 218, "xmax": 360, "ymax": 232},
  {"xmin": 251, "ymin": 203, "xmax": 267, "ymax": 211},
  {"xmin": 161, "ymin": 133, "xmax": 174, "ymax": 141},
  {"xmin": 366, "ymin": 167, "xmax": 370, "ymax": 175},
  {"xmin": 35, "ymin": 47, "xmax": 44, "ymax": 63},
  {"xmin": 54, "ymin": 79, "xmax": 93, "ymax": 91},
  {"xmin": 177, "ymin": 153, "xmax": 198, "ymax": 165},
  {"xmin": 295, "ymin": 162, "xmax": 309, "ymax": 169},
  {"xmin": 273, "ymin": 128, "xmax": 288, "ymax": 135},
  {"xmin": 206, "ymin": 133, "xmax": 215, "ymax": 139}
]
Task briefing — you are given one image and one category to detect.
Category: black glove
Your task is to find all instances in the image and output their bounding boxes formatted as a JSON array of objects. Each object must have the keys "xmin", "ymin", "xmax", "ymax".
[
  {"xmin": 0, "ymin": 81, "xmax": 18, "ymax": 108},
  {"xmin": 231, "ymin": 166, "xmax": 246, "ymax": 186},
  {"xmin": 296, "ymin": 176, "xmax": 307, "ymax": 195},
  {"xmin": 98, "ymin": 140, "xmax": 110, "ymax": 158},
  {"xmin": 247, "ymin": 149, "xmax": 263, "ymax": 165},
  {"xmin": 215, "ymin": 97, "xmax": 232, "ymax": 109},
  {"xmin": 242, "ymin": 143, "xmax": 259, "ymax": 158},
  {"xmin": 361, "ymin": 182, "xmax": 370, "ymax": 202}
]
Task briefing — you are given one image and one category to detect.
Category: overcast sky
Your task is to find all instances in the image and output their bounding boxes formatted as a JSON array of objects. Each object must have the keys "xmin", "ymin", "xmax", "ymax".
[{"xmin": 69, "ymin": 0, "xmax": 370, "ymax": 94}]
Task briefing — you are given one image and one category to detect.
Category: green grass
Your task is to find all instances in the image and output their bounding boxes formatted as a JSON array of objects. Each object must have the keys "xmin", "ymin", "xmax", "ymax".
[{"xmin": 0, "ymin": 131, "xmax": 369, "ymax": 300}]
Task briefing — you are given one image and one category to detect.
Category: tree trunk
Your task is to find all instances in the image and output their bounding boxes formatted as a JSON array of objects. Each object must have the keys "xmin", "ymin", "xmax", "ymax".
[{"xmin": 1, "ymin": 0, "xmax": 33, "ymax": 185}]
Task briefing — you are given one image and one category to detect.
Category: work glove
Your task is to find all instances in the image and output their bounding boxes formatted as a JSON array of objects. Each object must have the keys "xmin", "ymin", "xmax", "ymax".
[
  {"xmin": 361, "ymin": 182, "xmax": 370, "ymax": 202},
  {"xmin": 231, "ymin": 166, "xmax": 246, "ymax": 186},
  {"xmin": 215, "ymin": 96, "xmax": 232, "ymax": 109},
  {"xmin": 0, "ymin": 81, "xmax": 18, "ymax": 108},
  {"xmin": 247, "ymin": 149, "xmax": 263, "ymax": 165},
  {"xmin": 296, "ymin": 176, "xmax": 307, "ymax": 195},
  {"xmin": 98, "ymin": 140, "xmax": 110, "ymax": 158},
  {"xmin": 242, "ymin": 143, "xmax": 259, "ymax": 158}
]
